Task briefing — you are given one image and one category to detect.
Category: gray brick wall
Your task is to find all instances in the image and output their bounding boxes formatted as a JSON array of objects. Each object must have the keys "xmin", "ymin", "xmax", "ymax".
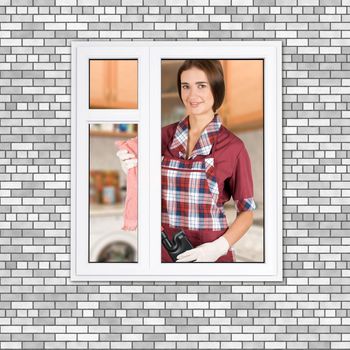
[{"xmin": 1, "ymin": 1, "xmax": 350, "ymax": 349}]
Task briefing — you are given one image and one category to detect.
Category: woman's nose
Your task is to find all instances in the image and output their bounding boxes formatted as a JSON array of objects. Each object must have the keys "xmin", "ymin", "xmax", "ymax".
[{"xmin": 188, "ymin": 87, "xmax": 197, "ymax": 98}]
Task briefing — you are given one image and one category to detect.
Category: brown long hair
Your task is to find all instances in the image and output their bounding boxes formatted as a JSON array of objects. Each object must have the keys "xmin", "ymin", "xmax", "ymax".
[{"xmin": 177, "ymin": 60, "xmax": 225, "ymax": 112}]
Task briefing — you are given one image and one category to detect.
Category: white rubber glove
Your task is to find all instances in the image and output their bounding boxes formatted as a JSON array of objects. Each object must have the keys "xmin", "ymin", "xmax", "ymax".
[
  {"xmin": 176, "ymin": 236, "xmax": 230, "ymax": 262},
  {"xmin": 116, "ymin": 149, "xmax": 137, "ymax": 174}
]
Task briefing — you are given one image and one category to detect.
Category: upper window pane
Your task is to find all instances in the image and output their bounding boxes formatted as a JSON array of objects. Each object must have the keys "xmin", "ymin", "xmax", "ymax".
[{"xmin": 89, "ymin": 60, "xmax": 138, "ymax": 109}]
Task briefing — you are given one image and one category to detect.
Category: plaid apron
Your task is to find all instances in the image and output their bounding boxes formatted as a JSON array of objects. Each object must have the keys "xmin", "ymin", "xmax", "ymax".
[{"xmin": 161, "ymin": 115, "xmax": 234, "ymax": 263}]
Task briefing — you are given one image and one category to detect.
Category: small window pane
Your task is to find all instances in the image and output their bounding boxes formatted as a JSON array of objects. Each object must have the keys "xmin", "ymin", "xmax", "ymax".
[{"xmin": 89, "ymin": 60, "xmax": 138, "ymax": 109}]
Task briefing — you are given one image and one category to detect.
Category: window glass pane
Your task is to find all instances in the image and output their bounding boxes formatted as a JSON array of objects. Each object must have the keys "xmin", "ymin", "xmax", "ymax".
[
  {"xmin": 161, "ymin": 59, "xmax": 264, "ymax": 263},
  {"xmin": 89, "ymin": 123, "xmax": 138, "ymax": 263},
  {"xmin": 89, "ymin": 60, "xmax": 138, "ymax": 109}
]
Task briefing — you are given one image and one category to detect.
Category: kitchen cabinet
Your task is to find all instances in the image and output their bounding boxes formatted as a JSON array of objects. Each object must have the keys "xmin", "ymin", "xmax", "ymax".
[
  {"xmin": 219, "ymin": 60, "xmax": 263, "ymax": 132},
  {"xmin": 89, "ymin": 60, "xmax": 138, "ymax": 109}
]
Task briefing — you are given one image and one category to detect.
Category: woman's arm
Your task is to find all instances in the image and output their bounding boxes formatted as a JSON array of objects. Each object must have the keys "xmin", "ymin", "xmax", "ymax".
[{"xmin": 223, "ymin": 210, "xmax": 254, "ymax": 247}]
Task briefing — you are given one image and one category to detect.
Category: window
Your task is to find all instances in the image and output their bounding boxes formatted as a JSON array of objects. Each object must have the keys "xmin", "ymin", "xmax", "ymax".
[{"xmin": 71, "ymin": 41, "xmax": 282, "ymax": 281}]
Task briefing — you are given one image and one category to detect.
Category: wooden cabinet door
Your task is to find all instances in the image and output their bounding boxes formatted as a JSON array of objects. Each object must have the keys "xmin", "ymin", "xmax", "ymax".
[
  {"xmin": 219, "ymin": 60, "xmax": 264, "ymax": 132},
  {"xmin": 90, "ymin": 60, "xmax": 138, "ymax": 109}
]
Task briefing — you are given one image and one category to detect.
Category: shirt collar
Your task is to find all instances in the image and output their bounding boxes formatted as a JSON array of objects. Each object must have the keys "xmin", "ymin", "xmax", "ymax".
[{"xmin": 170, "ymin": 114, "xmax": 222, "ymax": 159}]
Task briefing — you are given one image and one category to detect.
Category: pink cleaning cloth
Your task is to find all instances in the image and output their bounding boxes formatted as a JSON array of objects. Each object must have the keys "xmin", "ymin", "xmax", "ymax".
[{"xmin": 115, "ymin": 137, "xmax": 138, "ymax": 231}]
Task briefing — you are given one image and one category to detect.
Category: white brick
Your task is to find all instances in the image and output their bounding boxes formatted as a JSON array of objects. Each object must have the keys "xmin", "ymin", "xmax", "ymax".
[
  {"xmin": 100, "ymin": 286, "xmax": 121, "ymax": 293},
  {"xmin": 177, "ymin": 294, "xmax": 198, "ymax": 301},
  {"xmin": 1, "ymin": 326, "xmax": 22, "ymax": 333},
  {"xmin": 78, "ymin": 302, "xmax": 99, "ymax": 309},
  {"xmin": 188, "ymin": 31, "xmax": 208, "ymax": 38},
  {"xmin": 221, "ymin": 23, "xmax": 242, "ymax": 30},
  {"xmin": 121, "ymin": 31, "xmax": 143, "ymax": 38},
  {"xmin": 77, "ymin": 333, "xmax": 98, "ymax": 341},
  {"xmin": 231, "ymin": 333, "xmax": 253, "ymax": 341},
  {"xmin": 122, "ymin": 0, "xmax": 142, "ymax": 4},
  {"xmin": 100, "ymin": 15, "xmax": 122, "ymax": 22},
  {"xmin": 210, "ymin": 317, "xmax": 230, "ymax": 325},
  {"xmin": 265, "ymin": 342, "xmax": 286, "ymax": 349},
  {"xmin": 209, "ymin": 302, "xmax": 231, "ymax": 309},
  {"xmin": 166, "ymin": 333, "xmax": 187, "ymax": 341},
  {"xmin": 0, "ymin": 39, "xmax": 21, "ymax": 46},
  {"xmin": 56, "ymin": 0, "xmax": 77, "ymax": 5},
  {"xmin": 56, "ymin": 334, "xmax": 77, "ymax": 341},
  {"xmin": 199, "ymin": 341, "xmax": 220, "ymax": 349},
  {"xmin": 185, "ymin": 337, "xmax": 206, "ymax": 347},
  {"xmin": 287, "ymin": 39, "xmax": 308, "ymax": 46},
  {"xmin": 122, "ymin": 318, "xmax": 142, "ymax": 325},
  {"xmin": 11, "ymin": 143, "xmax": 33, "ymax": 150},
  {"xmin": 12, "ymin": 302, "xmax": 33, "ymax": 309},
  {"xmin": 254, "ymin": 333, "xmax": 275, "ymax": 341},
  {"xmin": 1, "ymin": 23, "xmax": 21, "ymax": 30},
  {"xmin": 111, "ymin": 342, "xmax": 132, "ymax": 349},
  {"xmin": 188, "ymin": 302, "xmax": 209, "ymax": 309},
  {"xmin": 1, "ymin": 198, "xmax": 21, "ymax": 205},
  {"xmin": 144, "ymin": 318, "xmax": 165, "ymax": 325}
]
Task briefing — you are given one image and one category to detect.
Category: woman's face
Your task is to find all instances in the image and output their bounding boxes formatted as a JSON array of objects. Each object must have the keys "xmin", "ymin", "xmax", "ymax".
[{"xmin": 180, "ymin": 67, "xmax": 215, "ymax": 117}]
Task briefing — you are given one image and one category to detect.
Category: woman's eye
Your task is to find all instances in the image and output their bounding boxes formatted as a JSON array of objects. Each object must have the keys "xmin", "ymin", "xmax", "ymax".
[
  {"xmin": 198, "ymin": 84, "xmax": 206, "ymax": 89},
  {"xmin": 182, "ymin": 85, "xmax": 189, "ymax": 89}
]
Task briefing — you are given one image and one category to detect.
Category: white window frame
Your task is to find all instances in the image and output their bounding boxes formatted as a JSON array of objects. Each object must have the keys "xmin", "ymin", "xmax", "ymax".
[{"xmin": 71, "ymin": 41, "xmax": 282, "ymax": 281}]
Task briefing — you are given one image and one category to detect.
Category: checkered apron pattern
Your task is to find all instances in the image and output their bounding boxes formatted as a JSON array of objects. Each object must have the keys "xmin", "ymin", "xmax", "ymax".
[{"xmin": 161, "ymin": 156, "xmax": 228, "ymax": 231}]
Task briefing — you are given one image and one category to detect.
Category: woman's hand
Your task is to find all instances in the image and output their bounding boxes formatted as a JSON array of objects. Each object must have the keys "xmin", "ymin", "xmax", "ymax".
[
  {"xmin": 116, "ymin": 149, "xmax": 137, "ymax": 174},
  {"xmin": 176, "ymin": 236, "xmax": 229, "ymax": 262},
  {"xmin": 176, "ymin": 211, "xmax": 254, "ymax": 262}
]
